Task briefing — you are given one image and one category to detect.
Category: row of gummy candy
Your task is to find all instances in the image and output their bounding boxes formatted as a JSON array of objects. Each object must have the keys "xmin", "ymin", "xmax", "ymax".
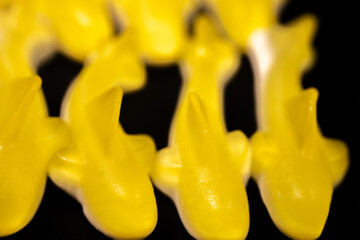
[{"xmin": 0, "ymin": 0, "xmax": 349, "ymax": 239}]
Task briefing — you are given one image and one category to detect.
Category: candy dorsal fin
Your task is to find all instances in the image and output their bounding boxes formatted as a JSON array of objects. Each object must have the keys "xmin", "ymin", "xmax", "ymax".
[
  {"xmin": 176, "ymin": 92, "xmax": 222, "ymax": 166},
  {"xmin": 185, "ymin": 92, "xmax": 212, "ymax": 139},
  {"xmin": 0, "ymin": 76, "xmax": 41, "ymax": 141},
  {"xmin": 177, "ymin": 92, "xmax": 212, "ymax": 144},
  {"xmin": 86, "ymin": 87, "xmax": 123, "ymax": 150},
  {"xmin": 286, "ymin": 87, "xmax": 319, "ymax": 150}
]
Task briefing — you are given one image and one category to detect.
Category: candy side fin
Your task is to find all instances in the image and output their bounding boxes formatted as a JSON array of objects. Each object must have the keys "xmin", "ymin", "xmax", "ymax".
[
  {"xmin": 227, "ymin": 130, "xmax": 252, "ymax": 184},
  {"xmin": 250, "ymin": 131, "xmax": 278, "ymax": 179},
  {"xmin": 48, "ymin": 147, "xmax": 84, "ymax": 198},
  {"xmin": 324, "ymin": 138, "xmax": 349, "ymax": 186},
  {"xmin": 128, "ymin": 134, "xmax": 157, "ymax": 174},
  {"xmin": 35, "ymin": 118, "xmax": 70, "ymax": 159},
  {"xmin": 151, "ymin": 147, "xmax": 181, "ymax": 197}
]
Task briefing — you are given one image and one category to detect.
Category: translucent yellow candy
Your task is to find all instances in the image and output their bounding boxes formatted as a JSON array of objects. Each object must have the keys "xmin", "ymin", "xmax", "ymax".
[
  {"xmin": 0, "ymin": 4, "xmax": 111, "ymax": 235},
  {"xmin": 151, "ymin": 15, "xmax": 251, "ymax": 239},
  {"xmin": 0, "ymin": 76, "xmax": 68, "ymax": 237},
  {"xmin": 110, "ymin": 0, "xmax": 197, "ymax": 64},
  {"xmin": 204, "ymin": 0, "xmax": 285, "ymax": 48},
  {"xmin": 0, "ymin": 7, "xmax": 66, "ymax": 236},
  {"xmin": 0, "ymin": 4, "xmax": 56, "ymax": 82},
  {"xmin": 0, "ymin": 0, "xmax": 115, "ymax": 132},
  {"xmin": 35, "ymin": 0, "xmax": 113, "ymax": 61},
  {"xmin": 48, "ymin": 34, "xmax": 157, "ymax": 239},
  {"xmin": 0, "ymin": 7, "xmax": 52, "ymax": 142},
  {"xmin": 248, "ymin": 15, "xmax": 349, "ymax": 239},
  {"xmin": 1, "ymin": 0, "xmax": 113, "ymax": 60},
  {"xmin": 0, "ymin": 0, "xmax": 113, "ymax": 72}
]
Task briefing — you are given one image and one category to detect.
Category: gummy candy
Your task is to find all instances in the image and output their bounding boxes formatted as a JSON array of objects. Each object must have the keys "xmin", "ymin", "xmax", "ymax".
[
  {"xmin": 48, "ymin": 34, "xmax": 157, "ymax": 239},
  {"xmin": 248, "ymin": 16, "xmax": 349, "ymax": 239},
  {"xmin": 151, "ymin": 16, "xmax": 251, "ymax": 239}
]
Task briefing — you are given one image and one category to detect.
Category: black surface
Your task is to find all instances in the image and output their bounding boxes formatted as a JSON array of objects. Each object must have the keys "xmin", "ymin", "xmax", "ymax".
[{"xmin": 2, "ymin": 0, "xmax": 359, "ymax": 239}]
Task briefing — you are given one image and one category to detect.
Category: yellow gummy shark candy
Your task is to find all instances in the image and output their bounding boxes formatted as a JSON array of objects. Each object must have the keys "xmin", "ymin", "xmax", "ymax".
[
  {"xmin": 0, "ymin": 0, "xmax": 112, "ymax": 85},
  {"xmin": 48, "ymin": 34, "xmax": 157, "ymax": 239},
  {"xmin": 0, "ymin": 9, "xmax": 69, "ymax": 236},
  {"xmin": 35, "ymin": 0, "xmax": 113, "ymax": 61},
  {"xmin": 110, "ymin": 0, "xmax": 197, "ymax": 64},
  {"xmin": 1, "ymin": 0, "xmax": 113, "ymax": 61},
  {"xmin": 248, "ymin": 15, "xmax": 349, "ymax": 239},
  {"xmin": 151, "ymin": 15, "xmax": 251, "ymax": 239},
  {"xmin": 0, "ymin": 76, "xmax": 68, "ymax": 237}
]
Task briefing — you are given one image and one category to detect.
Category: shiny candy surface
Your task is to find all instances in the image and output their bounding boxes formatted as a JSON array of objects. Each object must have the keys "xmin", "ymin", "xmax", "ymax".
[
  {"xmin": 0, "ymin": 0, "xmax": 350, "ymax": 239},
  {"xmin": 0, "ymin": 0, "xmax": 113, "ymax": 236},
  {"xmin": 0, "ymin": 77, "xmax": 68, "ymax": 236},
  {"xmin": 248, "ymin": 16, "xmax": 349, "ymax": 239},
  {"xmin": 151, "ymin": 16, "xmax": 251, "ymax": 239},
  {"xmin": 0, "ymin": 5, "xmax": 65, "ymax": 236},
  {"xmin": 48, "ymin": 35, "xmax": 157, "ymax": 239}
]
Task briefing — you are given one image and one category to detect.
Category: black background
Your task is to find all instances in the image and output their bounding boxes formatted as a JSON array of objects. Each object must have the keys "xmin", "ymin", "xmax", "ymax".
[{"xmin": 2, "ymin": 0, "xmax": 359, "ymax": 239}]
